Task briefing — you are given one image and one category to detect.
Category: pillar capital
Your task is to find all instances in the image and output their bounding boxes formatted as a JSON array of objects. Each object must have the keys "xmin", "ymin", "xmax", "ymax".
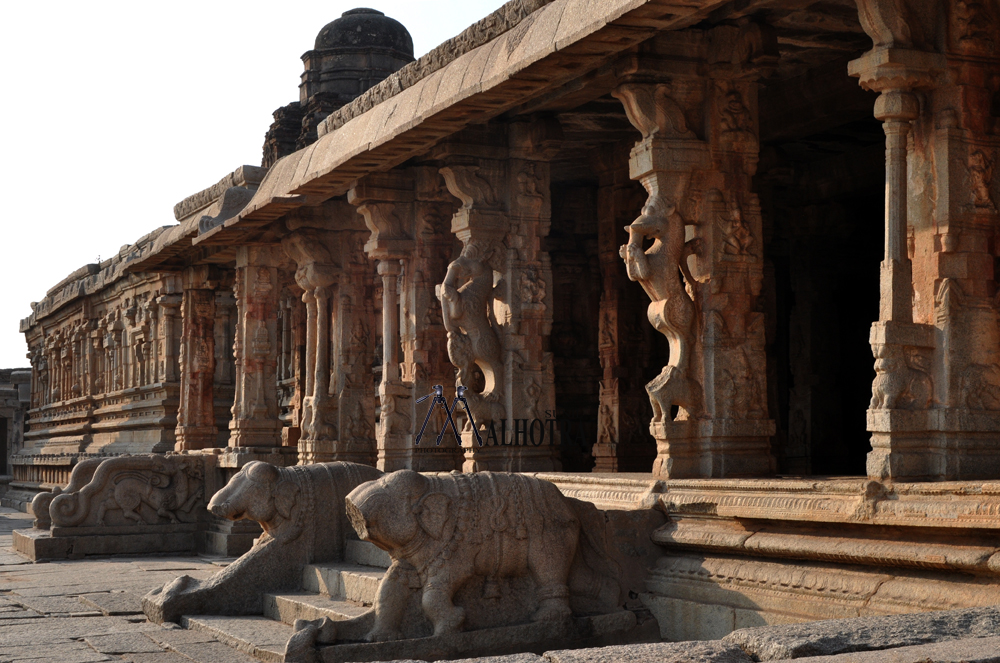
[{"xmin": 848, "ymin": 47, "xmax": 946, "ymax": 93}]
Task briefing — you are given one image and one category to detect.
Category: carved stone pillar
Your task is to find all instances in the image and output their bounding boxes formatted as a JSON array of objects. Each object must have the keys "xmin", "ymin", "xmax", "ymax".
[
  {"xmin": 158, "ymin": 295, "xmax": 181, "ymax": 384},
  {"xmin": 433, "ymin": 122, "xmax": 562, "ymax": 473},
  {"xmin": 850, "ymin": 1, "xmax": 1000, "ymax": 479},
  {"xmin": 282, "ymin": 225, "xmax": 343, "ymax": 463},
  {"xmin": 175, "ymin": 267, "xmax": 220, "ymax": 451},
  {"xmin": 350, "ymin": 174, "xmax": 417, "ymax": 471},
  {"xmin": 281, "ymin": 202, "xmax": 374, "ymax": 465},
  {"xmin": 613, "ymin": 28, "xmax": 777, "ymax": 478},
  {"xmin": 408, "ymin": 167, "xmax": 464, "ymax": 470},
  {"xmin": 228, "ymin": 246, "xmax": 285, "ymax": 450}
]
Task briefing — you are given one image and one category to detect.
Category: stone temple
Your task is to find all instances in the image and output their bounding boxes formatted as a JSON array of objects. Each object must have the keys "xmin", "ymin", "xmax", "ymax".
[{"xmin": 4, "ymin": 0, "xmax": 1000, "ymax": 661}]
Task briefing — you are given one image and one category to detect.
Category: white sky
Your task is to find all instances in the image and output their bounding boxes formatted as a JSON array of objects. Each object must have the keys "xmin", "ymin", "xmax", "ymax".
[{"xmin": 0, "ymin": 0, "xmax": 508, "ymax": 369}]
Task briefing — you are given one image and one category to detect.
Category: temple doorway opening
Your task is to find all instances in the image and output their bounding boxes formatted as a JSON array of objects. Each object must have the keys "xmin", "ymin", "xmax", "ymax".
[{"xmin": 762, "ymin": 107, "xmax": 885, "ymax": 477}]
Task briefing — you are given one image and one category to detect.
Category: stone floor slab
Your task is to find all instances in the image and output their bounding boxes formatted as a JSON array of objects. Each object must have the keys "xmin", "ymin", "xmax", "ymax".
[
  {"xmin": 143, "ymin": 627, "xmax": 220, "ymax": 646},
  {"xmin": 84, "ymin": 632, "xmax": 166, "ymax": 654},
  {"xmin": 120, "ymin": 654, "xmax": 196, "ymax": 663},
  {"xmin": 777, "ymin": 635, "xmax": 1000, "ymax": 662},
  {"xmin": 0, "ymin": 615, "xmax": 162, "ymax": 646},
  {"xmin": 0, "ymin": 641, "xmax": 113, "ymax": 663},
  {"xmin": 723, "ymin": 607, "xmax": 1000, "ymax": 660},
  {"xmin": 10, "ymin": 594, "xmax": 95, "ymax": 615},
  {"xmin": 79, "ymin": 592, "xmax": 145, "ymax": 615},
  {"xmin": 543, "ymin": 641, "xmax": 752, "ymax": 663},
  {"xmin": 165, "ymin": 641, "xmax": 259, "ymax": 663}
]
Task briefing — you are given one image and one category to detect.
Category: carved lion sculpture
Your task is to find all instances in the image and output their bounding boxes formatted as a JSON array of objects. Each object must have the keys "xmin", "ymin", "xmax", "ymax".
[
  {"xmin": 870, "ymin": 345, "xmax": 932, "ymax": 410},
  {"xmin": 286, "ymin": 470, "xmax": 623, "ymax": 658},
  {"xmin": 142, "ymin": 461, "xmax": 382, "ymax": 624}
]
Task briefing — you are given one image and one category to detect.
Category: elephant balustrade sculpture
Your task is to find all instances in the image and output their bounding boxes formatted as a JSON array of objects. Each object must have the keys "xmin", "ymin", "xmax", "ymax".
[
  {"xmin": 48, "ymin": 454, "xmax": 204, "ymax": 529},
  {"xmin": 142, "ymin": 461, "xmax": 382, "ymax": 623},
  {"xmin": 286, "ymin": 470, "xmax": 625, "ymax": 656}
]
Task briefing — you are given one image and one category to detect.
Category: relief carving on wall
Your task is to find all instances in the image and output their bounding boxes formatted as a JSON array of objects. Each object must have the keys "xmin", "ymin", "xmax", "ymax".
[
  {"xmin": 48, "ymin": 455, "xmax": 204, "ymax": 528},
  {"xmin": 870, "ymin": 344, "xmax": 933, "ymax": 410},
  {"xmin": 718, "ymin": 202, "xmax": 756, "ymax": 259},
  {"xmin": 968, "ymin": 149, "xmax": 995, "ymax": 211}
]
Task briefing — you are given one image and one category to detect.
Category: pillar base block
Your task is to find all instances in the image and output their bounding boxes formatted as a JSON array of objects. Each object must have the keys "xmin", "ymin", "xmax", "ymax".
[
  {"xmin": 868, "ymin": 409, "xmax": 1000, "ymax": 480},
  {"xmin": 217, "ymin": 446, "xmax": 298, "ymax": 469},
  {"xmin": 461, "ymin": 431, "xmax": 562, "ymax": 473},
  {"xmin": 650, "ymin": 419, "xmax": 775, "ymax": 479},
  {"xmin": 298, "ymin": 439, "xmax": 376, "ymax": 467},
  {"xmin": 174, "ymin": 426, "xmax": 219, "ymax": 452}
]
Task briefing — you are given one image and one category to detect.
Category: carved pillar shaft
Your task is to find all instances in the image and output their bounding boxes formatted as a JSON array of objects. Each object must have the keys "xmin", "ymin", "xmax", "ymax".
[
  {"xmin": 877, "ymin": 92, "xmax": 918, "ymax": 323},
  {"xmin": 302, "ymin": 290, "xmax": 317, "ymax": 419},
  {"xmin": 282, "ymin": 207, "xmax": 373, "ymax": 465},
  {"xmin": 228, "ymin": 247, "xmax": 284, "ymax": 448},
  {"xmin": 314, "ymin": 286, "xmax": 332, "ymax": 411},
  {"xmin": 159, "ymin": 297, "xmax": 180, "ymax": 383},
  {"xmin": 613, "ymin": 64, "xmax": 775, "ymax": 478},
  {"xmin": 350, "ymin": 180, "xmax": 415, "ymax": 471},
  {"xmin": 176, "ymin": 287, "xmax": 218, "ymax": 451}
]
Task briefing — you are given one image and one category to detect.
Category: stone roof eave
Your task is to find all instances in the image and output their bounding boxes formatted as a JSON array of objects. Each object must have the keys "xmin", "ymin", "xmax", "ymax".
[{"xmin": 192, "ymin": 0, "xmax": 727, "ymax": 247}]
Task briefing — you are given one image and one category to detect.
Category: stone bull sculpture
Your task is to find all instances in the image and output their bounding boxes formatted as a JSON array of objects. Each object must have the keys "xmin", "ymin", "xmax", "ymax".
[
  {"xmin": 143, "ymin": 461, "xmax": 382, "ymax": 623},
  {"xmin": 288, "ymin": 470, "xmax": 623, "ymax": 653}
]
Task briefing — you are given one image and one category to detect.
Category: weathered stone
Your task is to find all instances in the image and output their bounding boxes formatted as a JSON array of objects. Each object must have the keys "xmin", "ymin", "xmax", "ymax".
[
  {"xmin": 543, "ymin": 641, "xmax": 752, "ymax": 663},
  {"xmin": 162, "ymin": 640, "xmax": 258, "ymax": 663},
  {"xmin": 0, "ymin": 642, "xmax": 114, "ymax": 663},
  {"xmin": 143, "ymin": 461, "xmax": 381, "ymax": 623},
  {"xmin": 778, "ymin": 636, "xmax": 1000, "ymax": 662},
  {"xmin": 723, "ymin": 606, "xmax": 1000, "ymax": 660},
  {"xmin": 79, "ymin": 592, "xmax": 145, "ymax": 615},
  {"xmin": 120, "ymin": 653, "xmax": 194, "ymax": 663},
  {"xmin": 83, "ymin": 632, "xmax": 165, "ymax": 654},
  {"xmin": 296, "ymin": 611, "xmax": 639, "ymax": 663}
]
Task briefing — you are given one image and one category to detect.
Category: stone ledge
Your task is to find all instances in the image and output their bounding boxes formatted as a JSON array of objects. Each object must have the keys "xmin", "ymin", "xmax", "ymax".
[
  {"xmin": 778, "ymin": 635, "xmax": 1000, "ymax": 662},
  {"xmin": 723, "ymin": 605, "xmax": 1000, "ymax": 661},
  {"xmin": 307, "ymin": 610, "xmax": 651, "ymax": 663}
]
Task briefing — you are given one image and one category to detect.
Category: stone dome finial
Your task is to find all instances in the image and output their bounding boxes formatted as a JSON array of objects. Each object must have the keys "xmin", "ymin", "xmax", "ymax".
[{"xmin": 313, "ymin": 7, "xmax": 414, "ymax": 59}]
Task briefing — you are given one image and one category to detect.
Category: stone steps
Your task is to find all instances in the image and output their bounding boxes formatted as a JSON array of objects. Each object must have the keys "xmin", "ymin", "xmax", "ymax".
[
  {"xmin": 302, "ymin": 562, "xmax": 384, "ymax": 604},
  {"xmin": 182, "ymin": 614, "xmax": 291, "ymax": 663},
  {"xmin": 176, "ymin": 541, "xmax": 389, "ymax": 661},
  {"xmin": 263, "ymin": 591, "xmax": 370, "ymax": 625}
]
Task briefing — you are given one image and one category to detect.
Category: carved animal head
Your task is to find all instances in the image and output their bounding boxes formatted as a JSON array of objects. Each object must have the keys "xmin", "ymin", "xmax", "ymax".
[
  {"xmin": 629, "ymin": 195, "xmax": 676, "ymax": 240},
  {"xmin": 207, "ymin": 461, "xmax": 300, "ymax": 539},
  {"xmin": 345, "ymin": 470, "xmax": 451, "ymax": 552}
]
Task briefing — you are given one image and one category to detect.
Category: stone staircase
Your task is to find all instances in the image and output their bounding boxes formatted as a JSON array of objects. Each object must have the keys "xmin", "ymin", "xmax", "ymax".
[{"xmin": 181, "ymin": 539, "xmax": 391, "ymax": 663}]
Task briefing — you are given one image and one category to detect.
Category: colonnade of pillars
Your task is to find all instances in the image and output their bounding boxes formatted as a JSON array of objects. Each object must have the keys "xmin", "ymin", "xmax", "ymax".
[{"xmin": 167, "ymin": 4, "xmax": 1000, "ymax": 481}]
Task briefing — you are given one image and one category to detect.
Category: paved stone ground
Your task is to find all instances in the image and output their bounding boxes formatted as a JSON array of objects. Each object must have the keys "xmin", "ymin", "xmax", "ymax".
[{"xmin": 0, "ymin": 507, "xmax": 256, "ymax": 663}]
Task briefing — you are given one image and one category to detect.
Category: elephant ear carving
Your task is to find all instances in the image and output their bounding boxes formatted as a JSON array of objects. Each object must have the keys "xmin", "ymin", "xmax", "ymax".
[
  {"xmin": 274, "ymin": 480, "xmax": 300, "ymax": 520},
  {"xmin": 415, "ymin": 492, "xmax": 451, "ymax": 540}
]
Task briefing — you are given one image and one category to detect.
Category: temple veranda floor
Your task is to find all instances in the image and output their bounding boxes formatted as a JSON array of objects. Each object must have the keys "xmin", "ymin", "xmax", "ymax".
[{"xmin": 0, "ymin": 507, "xmax": 259, "ymax": 663}]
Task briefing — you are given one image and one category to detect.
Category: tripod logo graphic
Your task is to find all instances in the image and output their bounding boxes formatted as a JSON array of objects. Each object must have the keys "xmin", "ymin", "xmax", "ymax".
[{"xmin": 415, "ymin": 385, "xmax": 485, "ymax": 447}]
